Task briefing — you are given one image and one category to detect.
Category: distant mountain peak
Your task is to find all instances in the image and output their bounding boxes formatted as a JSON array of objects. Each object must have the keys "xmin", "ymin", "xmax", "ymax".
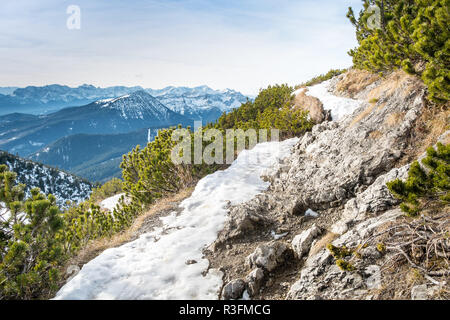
[
  {"xmin": 97, "ymin": 90, "xmax": 156, "ymax": 107},
  {"xmin": 94, "ymin": 90, "xmax": 174, "ymax": 120}
]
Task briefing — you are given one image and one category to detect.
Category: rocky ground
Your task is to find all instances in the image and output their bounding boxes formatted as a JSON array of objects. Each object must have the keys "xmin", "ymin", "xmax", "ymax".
[
  {"xmin": 204, "ymin": 70, "xmax": 449, "ymax": 300},
  {"xmin": 65, "ymin": 70, "xmax": 447, "ymax": 300}
]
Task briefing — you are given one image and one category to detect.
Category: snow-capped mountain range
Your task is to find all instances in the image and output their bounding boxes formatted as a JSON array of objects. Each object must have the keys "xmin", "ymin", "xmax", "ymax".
[
  {"xmin": 0, "ymin": 84, "xmax": 249, "ymax": 119},
  {"xmin": 0, "ymin": 90, "xmax": 191, "ymax": 157},
  {"xmin": 0, "ymin": 84, "xmax": 144, "ymax": 115},
  {"xmin": 0, "ymin": 84, "xmax": 249, "ymax": 183},
  {"xmin": 150, "ymin": 86, "xmax": 249, "ymax": 122},
  {"xmin": 95, "ymin": 90, "xmax": 174, "ymax": 121}
]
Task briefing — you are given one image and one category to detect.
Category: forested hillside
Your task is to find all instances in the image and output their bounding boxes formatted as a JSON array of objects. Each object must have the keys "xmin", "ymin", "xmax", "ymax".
[
  {"xmin": 30, "ymin": 129, "xmax": 151, "ymax": 183},
  {"xmin": 0, "ymin": 151, "xmax": 92, "ymax": 208}
]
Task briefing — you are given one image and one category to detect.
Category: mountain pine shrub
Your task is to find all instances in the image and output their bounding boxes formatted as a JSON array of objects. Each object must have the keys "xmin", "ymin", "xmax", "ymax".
[
  {"xmin": 347, "ymin": 0, "xmax": 449, "ymax": 103},
  {"xmin": 216, "ymin": 84, "xmax": 295, "ymax": 129},
  {"xmin": 214, "ymin": 84, "xmax": 313, "ymax": 138},
  {"xmin": 89, "ymin": 178, "xmax": 123, "ymax": 203},
  {"xmin": 387, "ymin": 142, "xmax": 449, "ymax": 216},
  {"xmin": 0, "ymin": 164, "xmax": 144, "ymax": 299},
  {"xmin": 120, "ymin": 126, "xmax": 219, "ymax": 206},
  {"xmin": 299, "ymin": 69, "xmax": 347, "ymax": 87},
  {"xmin": 0, "ymin": 165, "xmax": 65, "ymax": 299}
]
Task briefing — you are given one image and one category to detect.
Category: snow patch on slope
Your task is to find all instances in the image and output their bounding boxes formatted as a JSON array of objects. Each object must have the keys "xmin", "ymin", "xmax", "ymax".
[
  {"xmin": 100, "ymin": 193, "xmax": 125, "ymax": 212},
  {"xmin": 295, "ymin": 80, "xmax": 363, "ymax": 121},
  {"xmin": 54, "ymin": 138, "xmax": 299, "ymax": 300}
]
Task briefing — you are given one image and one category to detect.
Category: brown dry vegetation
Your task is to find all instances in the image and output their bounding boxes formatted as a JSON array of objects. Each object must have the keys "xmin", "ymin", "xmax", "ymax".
[
  {"xmin": 349, "ymin": 102, "xmax": 378, "ymax": 127},
  {"xmin": 366, "ymin": 70, "xmax": 422, "ymax": 102},
  {"xmin": 335, "ymin": 69, "xmax": 380, "ymax": 97},
  {"xmin": 308, "ymin": 231, "xmax": 339, "ymax": 258},
  {"xmin": 384, "ymin": 112, "xmax": 406, "ymax": 127},
  {"xmin": 369, "ymin": 130, "xmax": 383, "ymax": 139},
  {"xmin": 398, "ymin": 104, "xmax": 450, "ymax": 166},
  {"xmin": 373, "ymin": 205, "xmax": 450, "ymax": 300}
]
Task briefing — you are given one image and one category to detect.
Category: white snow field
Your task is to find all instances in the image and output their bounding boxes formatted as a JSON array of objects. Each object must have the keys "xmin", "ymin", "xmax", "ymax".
[
  {"xmin": 100, "ymin": 193, "xmax": 126, "ymax": 212},
  {"xmin": 54, "ymin": 138, "xmax": 299, "ymax": 300},
  {"xmin": 294, "ymin": 80, "xmax": 363, "ymax": 121}
]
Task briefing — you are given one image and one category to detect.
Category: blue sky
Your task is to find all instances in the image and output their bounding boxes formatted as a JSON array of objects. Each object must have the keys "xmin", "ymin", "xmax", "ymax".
[{"xmin": 0, "ymin": 0, "xmax": 363, "ymax": 95}]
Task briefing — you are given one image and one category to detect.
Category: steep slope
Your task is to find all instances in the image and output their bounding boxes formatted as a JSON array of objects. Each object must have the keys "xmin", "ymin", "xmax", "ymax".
[
  {"xmin": 0, "ymin": 150, "xmax": 92, "ymax": 207},
  {"xmin": 207, "ymin": 70, "xmax": 446, "ymax": 300},
  {"xmin": 29, "ymin": 129, "xmax": 150, "ymax": 183},
  {"xmin": 0, "ymin": 90, "xmax": 192, "ymax": 156}
]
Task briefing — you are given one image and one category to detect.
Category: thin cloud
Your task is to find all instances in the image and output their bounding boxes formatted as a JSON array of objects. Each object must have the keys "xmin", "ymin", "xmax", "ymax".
[{"xmin": 0, "ymin": 0, "xmax": 364, "ymax": 95}]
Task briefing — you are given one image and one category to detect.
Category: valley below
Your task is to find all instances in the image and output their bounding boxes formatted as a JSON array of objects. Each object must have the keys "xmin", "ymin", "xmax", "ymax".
[{"xmin": 0, "ymin": 85, "xmax": 249, "ymax": 183}]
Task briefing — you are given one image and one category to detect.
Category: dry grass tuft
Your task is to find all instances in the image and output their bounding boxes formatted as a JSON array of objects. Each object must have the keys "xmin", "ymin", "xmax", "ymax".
[
  {"xmin": 371, "ymin": 205, "xmax": 450, "ymax": 300},
  {"xmin": 398, "ymin": 104, "xmax": 450, "ymax": 165},
  {"xmin": 367, "ymin": 70, "xmax": 423, "ymax": 102},
  {"xmin": 336, "ymin": 69, "xmax": 380, "ymax": 97},
  {"xmin": 384, "ymin": 112, "xmax": 406, "ymax": 127},
  {"xmin": 349, "ymin": 102, "xmax": 378, "ymax": 127},
  {"xmin": 369, "ymin": 130, "xmax": 383, "ymax": 139},
  {"xmin": 308, "ymin": 231, "xmax": 339, "ymax": 258}
]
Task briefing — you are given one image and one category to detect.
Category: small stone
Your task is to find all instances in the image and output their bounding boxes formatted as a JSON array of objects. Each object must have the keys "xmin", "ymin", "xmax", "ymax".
[
  {"xmin": 246, "ymin": 241, "xmax": 289, "ymax": 272},
  {"xmin": 364, "ymin": 265, "xmax": 381, "ymax": 289},
  {"xmin": 245, "ymin": 268, "xmax": 265, "ymax": 296},
  {"xmin": 291, "ymin": 224, "xmax": 322, "ymax": 259},
  {"xmin": 411, "ymin": 284, "xmax": 428, "ymax": 300},
  {"xmin": 222, "ymin": 279, "xmax": 246, "ymax": 300},
  {"xmin": 185, "ymin": 260, "xmax": 197, "ymax": 265}
]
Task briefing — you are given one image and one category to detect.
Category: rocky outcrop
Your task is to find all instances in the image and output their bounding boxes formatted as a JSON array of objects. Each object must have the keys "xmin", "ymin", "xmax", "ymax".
[
  {"xmin": 215, "ymin": 69, "xmax": 425, "ymax": 247},
  {"xmin": 287, "ymin": 209, "xmax": 402, "ymax": 300},
  {"xmin": 293, "ymin": 89, "xmax": 331, "ymax": 123},
  {"xmin": 206, "ymin": 70, "xmax": 447, "ymax": 300},
  {"xmin": 330, "ymin": 165, "xmax": 410, "ymax": 235}
]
